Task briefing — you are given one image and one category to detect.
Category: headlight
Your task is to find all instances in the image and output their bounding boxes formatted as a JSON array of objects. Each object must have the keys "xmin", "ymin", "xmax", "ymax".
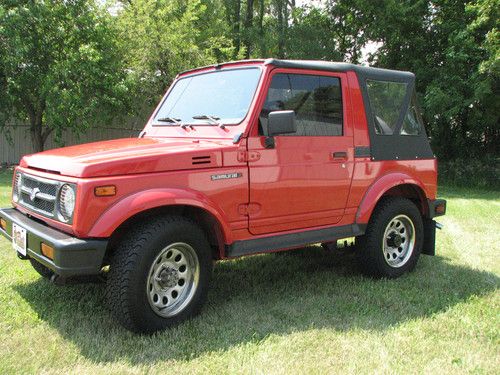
[
  {"xmin": 58, "ymin": 184, "xmax": 76, "ymax": 221},
  {"xmin": 12, "ymin": 172, "xmax": 21, "ymax": 202}
]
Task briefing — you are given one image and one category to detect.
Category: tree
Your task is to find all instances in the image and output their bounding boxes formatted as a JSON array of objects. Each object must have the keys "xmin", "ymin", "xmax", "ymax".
[
  {"xmin": 329, "ymin": 0, "xmax": 499, "ymax": 160},
  {"xmin": 285, "ymin": 3, "xmax": 368, "ymax": 62},
  {"xmin": 116, "ymin": 0, "xmax": 234, "ymax": 108},
  {"xmin": 243, "ymin": 0, "xmax": 255, "ymax": 58},
  {"xmin": 223, "ymin": 0, "xmax": 242, "ymax": 58},
  {"xmin": 0, "ymin": 0, "xmax": 127, "ymax": 152}
]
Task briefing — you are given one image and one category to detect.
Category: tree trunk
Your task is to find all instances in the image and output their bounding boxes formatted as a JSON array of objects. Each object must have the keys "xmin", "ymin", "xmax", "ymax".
[
  {"xmin": 234, "ymin": 0, "xmax": 242, "ymax": 58},
  {"xmin": 243, "ymin": 0, "xmax": 255, "ymax": 59},
  {"xmin": 30, "ymin": 124, "xmax": 45, "ymax": 153},
  {"xmin": 22, "ymin": 96, "xmax": 51, "ymax": 153},
  {"xmin": 276, "ymin": 0, "xmax": 287, "ymax": 58},
  {"xmin": 276, "ymin": 0, "xmax": 283, "ymax": 58},
  {"xmin": 223, "ymin": 0, "xmax": 242, "ymax": 59},
  {"xmin": 258, "ymin": 0, "xmax": 265, "ymax": 56},
  {"xmin": 28, "ymin": 108, "xmax": 51, "ymax": 153}
]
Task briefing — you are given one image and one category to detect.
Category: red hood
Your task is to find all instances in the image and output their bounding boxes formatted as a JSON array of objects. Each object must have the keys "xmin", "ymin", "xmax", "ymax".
[{"xmin": 21, "ymin": 138, "xmax": 226, "ymax": 178}]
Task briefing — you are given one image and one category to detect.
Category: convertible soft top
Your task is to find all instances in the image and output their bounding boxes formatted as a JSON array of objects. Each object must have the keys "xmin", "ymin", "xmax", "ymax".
[
  {"xmin": 180, "ymin": 58, "xmax": 433, "ymax": 161},
  {"xmin": 181, "ymin": 58, "xmax": 414, "ymax": 80}
]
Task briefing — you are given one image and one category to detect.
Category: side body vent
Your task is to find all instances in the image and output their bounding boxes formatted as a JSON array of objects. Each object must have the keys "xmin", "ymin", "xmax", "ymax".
[{"xmin": 192, "ymin": 155, "xmax": 211, "ymax": 165}]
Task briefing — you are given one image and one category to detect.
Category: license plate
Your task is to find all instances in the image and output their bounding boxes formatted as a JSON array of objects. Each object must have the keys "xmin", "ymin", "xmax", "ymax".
[{"xmin": 12, "ymin": 223, "xmax": 27, "ymax": 256}]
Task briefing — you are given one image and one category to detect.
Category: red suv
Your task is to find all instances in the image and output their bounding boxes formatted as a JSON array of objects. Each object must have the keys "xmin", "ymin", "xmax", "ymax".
[{"xmin": 0, "ymin": 59, "xmax": 446, "ymax": 333}]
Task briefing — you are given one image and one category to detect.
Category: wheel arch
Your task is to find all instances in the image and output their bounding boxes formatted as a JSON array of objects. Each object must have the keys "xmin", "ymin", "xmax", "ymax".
[
  {"xmin": 104, "ymin": 205, "xmax": 226, "ymax": 262},
  {"xmin": 356, "ymin": 173, "xmax": 430, "ymax": 224},
  {"xmin": 88, "ymin": 188, "xmax": 231, "ymax": 260}
]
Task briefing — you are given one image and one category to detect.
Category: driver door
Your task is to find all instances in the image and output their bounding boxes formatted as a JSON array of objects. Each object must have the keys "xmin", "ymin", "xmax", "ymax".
[{"xmin": 247, "ymin": 70, "xmax": 354, "ymax": 235}]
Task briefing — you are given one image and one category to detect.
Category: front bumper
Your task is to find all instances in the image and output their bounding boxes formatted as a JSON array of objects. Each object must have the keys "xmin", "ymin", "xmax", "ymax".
[{"xmin": 0, "ymin": 208, "xmax": 107, "ymax": 277}]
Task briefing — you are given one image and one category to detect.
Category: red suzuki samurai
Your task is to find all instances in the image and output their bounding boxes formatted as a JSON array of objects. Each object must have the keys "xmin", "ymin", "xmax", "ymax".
[{"xmin": 0, "ymin": 59, "xmax": 446, "ymax": 333}]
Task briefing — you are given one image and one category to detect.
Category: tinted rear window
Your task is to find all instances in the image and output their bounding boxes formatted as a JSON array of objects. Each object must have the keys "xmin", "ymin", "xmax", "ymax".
[
  {"xmin": 401, "ymin": 94, "xmax": 424, "ymax": 136},
  {"xmin": 366, "ymin": 80, "xmax": 407, "ymax": 135}
]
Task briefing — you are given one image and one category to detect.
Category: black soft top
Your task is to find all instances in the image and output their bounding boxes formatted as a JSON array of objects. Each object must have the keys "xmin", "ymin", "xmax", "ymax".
[
  {"xmin": 179, "ymin": 58, "xmax": 415, "ymax": 82},
  {"xmin": 266, "ymin": 59, "xmax": 415, "ymax": 82},
  {"xmin": 268, "ymin": 59, "xmax": 432, "ymax": 161},
  {"xmin": 179, "ymin": 59, "xmax": 433, "ymax": 161}
]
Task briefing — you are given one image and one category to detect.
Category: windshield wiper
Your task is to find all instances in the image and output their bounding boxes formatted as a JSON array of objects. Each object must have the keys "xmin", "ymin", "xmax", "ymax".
[
  {"xmin": 192, "ymin": 115, "xmax": 225, "ymax": 129},
  {"xmin": 157, "ymin": 117, "xmax": 181, "ymax": 123},
  {"xmin": 156, "ymin": 117, "xmax": 190, "ymax": 129}
]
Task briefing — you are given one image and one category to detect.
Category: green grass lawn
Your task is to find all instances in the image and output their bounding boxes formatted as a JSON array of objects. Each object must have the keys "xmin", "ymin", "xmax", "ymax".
[{"xmin": 0, "ymin": 168, "xmax": 498, "ymax": 374}]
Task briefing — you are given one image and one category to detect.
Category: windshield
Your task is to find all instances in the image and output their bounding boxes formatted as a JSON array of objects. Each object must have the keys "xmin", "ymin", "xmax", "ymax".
[{"xmin": 153, "ymin": 67, "xmax": 261, "ymax": 125}]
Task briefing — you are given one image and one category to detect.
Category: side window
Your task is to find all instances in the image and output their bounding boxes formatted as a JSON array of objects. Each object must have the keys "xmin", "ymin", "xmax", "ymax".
[
  {"xmin": 401, "ymin": 95, "xmax": 424, "ymax": 136},
  {"xmin": 259, "ymin": 73, "xmax": 343, "ymax": 136},
  {"xmin": 366, "ymin": 80, "xmax": 407, "ymax": 135}
]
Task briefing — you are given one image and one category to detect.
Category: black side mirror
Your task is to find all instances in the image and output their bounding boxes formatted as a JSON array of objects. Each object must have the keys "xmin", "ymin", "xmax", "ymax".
[{"xmin": 268, "ymin": 110, "xmax": 296, "ymax": 136}]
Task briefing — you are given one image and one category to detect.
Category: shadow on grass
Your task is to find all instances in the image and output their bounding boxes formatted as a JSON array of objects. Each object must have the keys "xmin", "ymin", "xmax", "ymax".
[{"xmin": 14, "ymin": 246, "xmax": 500, "ymax": 364}]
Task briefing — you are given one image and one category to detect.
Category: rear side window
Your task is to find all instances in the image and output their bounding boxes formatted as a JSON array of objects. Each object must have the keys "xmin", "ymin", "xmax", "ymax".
[
  {"xmin": 366, "ymin": 80, "xmax": 407, "ymax": 135},
  {"xmin": 401, "ymin": 95, "xmax": 424, "ymax": 136},
  {"xmin": 260, "ymin": 73, "xmax": 343, "ymax": 136}
]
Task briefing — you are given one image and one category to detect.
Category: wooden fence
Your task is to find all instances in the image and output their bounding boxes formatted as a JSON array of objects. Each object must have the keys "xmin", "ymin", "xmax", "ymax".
[{"xmin": 1, "ymin": 125, "xmax": 142, "ymax": 165}]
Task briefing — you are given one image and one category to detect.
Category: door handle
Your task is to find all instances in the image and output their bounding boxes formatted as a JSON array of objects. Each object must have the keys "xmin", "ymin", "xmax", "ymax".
[{"xmin": 332, "ymin": 151, "xmax": 348, "ymax": 160}]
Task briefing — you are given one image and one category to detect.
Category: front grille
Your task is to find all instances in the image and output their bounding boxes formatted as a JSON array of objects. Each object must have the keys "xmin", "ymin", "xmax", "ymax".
[
  {"xmin": 23, "ymin": 176, "xmax": 58, "ymax": 196},
  {"xmin": 20, "ymin": 191, "xmax": 55, "ymax": 213},
  {"xmin": 18, "ymin": 174, "xmax": 60, "ymax": 217}
]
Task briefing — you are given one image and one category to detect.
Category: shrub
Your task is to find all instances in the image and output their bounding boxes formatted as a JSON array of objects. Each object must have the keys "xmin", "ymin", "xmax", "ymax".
[{"xmin": 439, "ymin": 157, "xmax": 500, "ymax": 190}]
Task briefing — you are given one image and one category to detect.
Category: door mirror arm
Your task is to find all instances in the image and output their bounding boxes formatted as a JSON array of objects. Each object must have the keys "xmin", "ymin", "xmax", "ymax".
[{"xmin": 264, "ymin": 136, "xmax": 275, "ymax": 149}]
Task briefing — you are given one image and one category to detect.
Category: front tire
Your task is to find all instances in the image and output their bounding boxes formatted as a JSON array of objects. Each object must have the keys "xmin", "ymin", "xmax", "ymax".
[
  {"xmin": 356, "ymin": 197, "xmax": 423, "ymax": 278},
  {"xmin": 105, "ymin": 216, "xmax": 212, "ymax": 334}
]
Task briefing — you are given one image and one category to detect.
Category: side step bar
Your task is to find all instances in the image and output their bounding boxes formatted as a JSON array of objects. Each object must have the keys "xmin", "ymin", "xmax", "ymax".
[{"xmin": 226, "ymin": 224, "xmax": 366, "ymax": 258}]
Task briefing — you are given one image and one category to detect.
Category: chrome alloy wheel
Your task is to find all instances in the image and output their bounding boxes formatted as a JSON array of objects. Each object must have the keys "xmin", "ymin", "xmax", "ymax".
[
  {"xmin": 147, "ymin": 242, "xmax": 200, "ymax": 317},
  {"xmin": 382, "ymin": 214, "xmax": 415, "ymax": 268}
]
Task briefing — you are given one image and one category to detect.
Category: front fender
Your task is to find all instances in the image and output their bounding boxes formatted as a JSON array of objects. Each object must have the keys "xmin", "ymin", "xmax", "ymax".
[
  {"xmin": 356, "ymin": 173, "xmax": 428, "ymax": 224},
  {"xmin": 87, "ymin": 188, "xmax": 232, "ymax": 242}
]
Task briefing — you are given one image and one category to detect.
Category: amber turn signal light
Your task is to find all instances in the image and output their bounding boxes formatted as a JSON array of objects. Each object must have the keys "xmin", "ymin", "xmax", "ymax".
[
  {"xmin": 0, "ymin": 218, "xmax": 6, "ymax": 231},
  {"xmin": 435, "ymin": 203, "xmax": 446, "ymax": 215},
  {"xmin": 41, "ymin": 243, "xmax": 54, "ymax": 260},
  {"xmin": 95, "ymin": 185, "xmax": 116, "ymax": 197}
]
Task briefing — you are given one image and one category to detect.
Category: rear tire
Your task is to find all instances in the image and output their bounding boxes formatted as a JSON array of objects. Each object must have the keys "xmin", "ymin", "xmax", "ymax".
[
  {"xmin": 356, "ymin": 197, "xmax": 423, "ymax": 278},
  {"xmin": 29, "ymin": 258, "xmax": 54, "ymax": 279},
  {"xmin": 105, "ymin": 215, "xmax": 212, "ymax": 334}
]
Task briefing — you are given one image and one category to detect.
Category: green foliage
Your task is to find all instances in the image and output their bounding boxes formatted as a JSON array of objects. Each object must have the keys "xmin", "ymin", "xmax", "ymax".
[
  {"xmin": 439, "ymin": 157, "xmax": 500, "ymax": 189},
  {"xmin": 423, "ymin": 0, "xmax": 499, "ymax": 160},
  {"xmin": 0, "ymin": 0, "xmax": 128, "ymax": 151},
  {"xmin": 0, "ymin": 0, "xmax": 498, "ymax": 162},
  {"xmin": 118, "ymin": 0, "xmax": 497, "ymax": 163},
  {"xmin": 285, "ymin": 7, "xmax": 343, "ymax": 61},
  {"xmin": 360, "ymin": 0, "xmax": 499, "ymax": 161},
  {"xmin": 115, "ymin": 0, "xmax": 235, "ymax": 109}
]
